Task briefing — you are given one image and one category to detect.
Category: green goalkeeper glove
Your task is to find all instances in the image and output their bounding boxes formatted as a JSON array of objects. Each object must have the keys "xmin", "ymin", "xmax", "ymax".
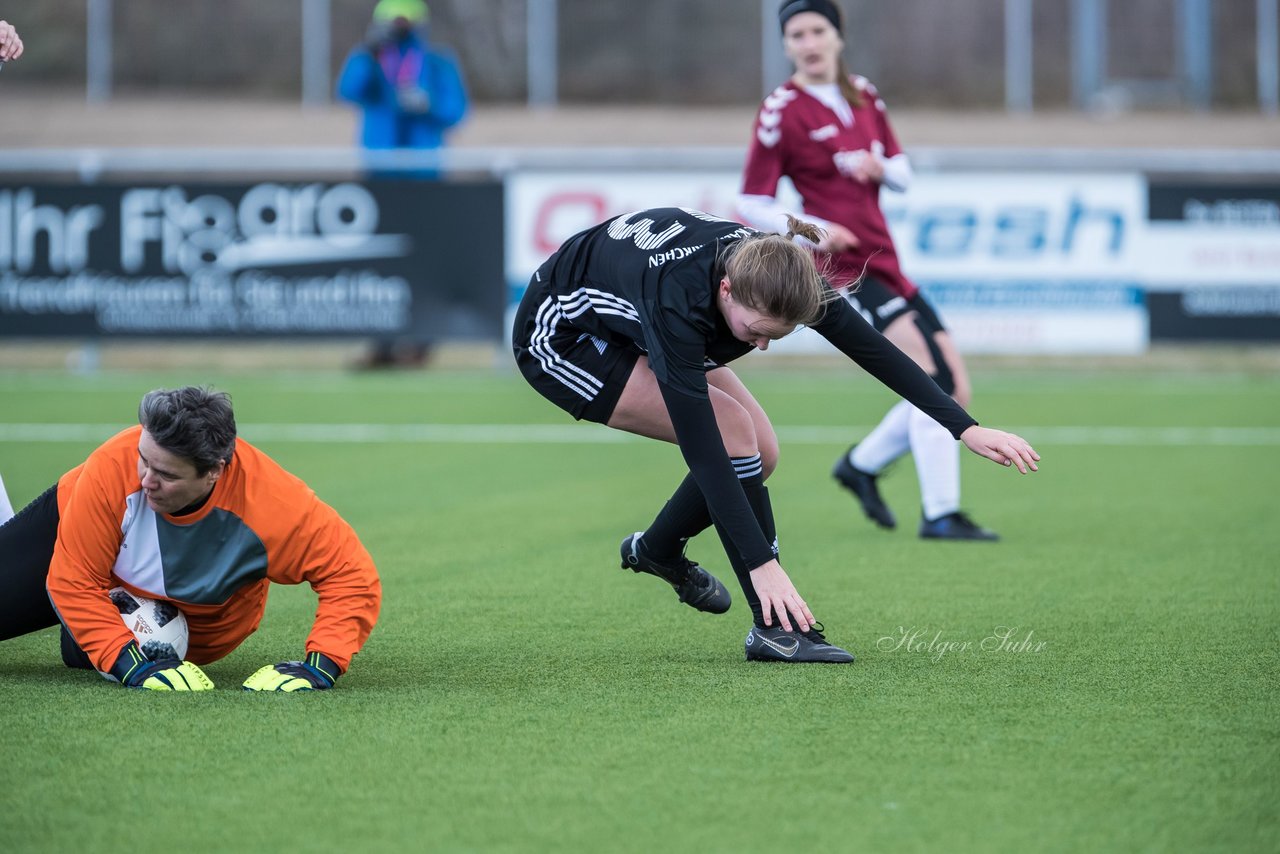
[
  {"xmin": 110, "ymin": 641, "xmax": 214, "ymax": 691},
  {"xmin": 241, "ymin": 652, "xmax": 341, "ymax": 692}
]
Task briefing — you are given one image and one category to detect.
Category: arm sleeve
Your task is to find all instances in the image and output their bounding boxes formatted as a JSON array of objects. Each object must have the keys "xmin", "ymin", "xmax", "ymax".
[
  {"xmin": 860, "ymin": 78, "xmax": 911, "ymax": 192},
  {"xmin": 336, "ymin": 50, "xmax": 381, "ymax": 105},
  {"xmin": 659, "ymin": 384, "xmax": 776, "ymax": 571},
  {"xmin": 647, "ymin": 306, "xmax": 775, "ymax": 571},
  {"xmin": 811, "ymin": 297, "xmax": 977, "ymax": 438},
  {"xmin": 740, "ymin": 102, "xmax": 786, "ymax": 199},
  {"xmin": 868, "ymin": 80, "xmax": 904, "ymax": 160},
  {"xmin": 45, "ymin": 461, "xmax": 138, "ymax": 673},
  {"xmin": 880, "ymin": 152, "xmax": 913, "ymax": 193},
  {"xmin": 287, "ymin": 498, "xmax": 382, "ymax": 673}
]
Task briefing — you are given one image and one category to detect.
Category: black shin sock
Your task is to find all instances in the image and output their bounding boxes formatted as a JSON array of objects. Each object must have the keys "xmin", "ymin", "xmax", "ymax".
[
  {"xmin": 643, "ymin": 456, "xmax": 781, "ymax": 627},
  {"xmin": 714, "ymin": 458, "xmax": 779, "ymax": 628},
  {"xmin": 642, "ymin": 473, "xmax": 712, "ymax": 559},
  {"xmin": 711, "ymin": 518, "xmax": 766, "ymax": 626}
]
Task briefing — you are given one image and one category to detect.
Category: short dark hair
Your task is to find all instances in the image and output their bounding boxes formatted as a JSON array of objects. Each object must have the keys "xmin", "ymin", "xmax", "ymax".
[{"xmin": 137, "ymin": 387, "xmax": 237, "ymax": 475}]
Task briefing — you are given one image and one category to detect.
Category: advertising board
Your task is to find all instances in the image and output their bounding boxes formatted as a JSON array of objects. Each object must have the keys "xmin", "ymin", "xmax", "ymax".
[
  {"xmin": 0, "ymin": 181, "xmax": 505, "ymax": 340},
  {"xmin": 507, "ymin": 171, "xmax": 1149, "ymax": 354}
]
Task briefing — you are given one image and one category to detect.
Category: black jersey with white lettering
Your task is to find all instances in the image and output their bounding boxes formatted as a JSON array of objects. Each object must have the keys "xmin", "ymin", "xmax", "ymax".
[
  {"xmin": 525, "ymin": 207, "xmax": 976, "ymax": 572},
  {"xmin": 538, "ymin": 207, "xmax": 758, "ymax": 395}
]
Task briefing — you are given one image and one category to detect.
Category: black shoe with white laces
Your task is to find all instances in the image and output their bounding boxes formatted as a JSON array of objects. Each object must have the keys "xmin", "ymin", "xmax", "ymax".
[
  {"xmin": 918, "ymin": 511, "xmax": 1000, "ymax": 541},
  {"xmin": 744, "ymin": 623, "xmax": 855, "ymax": 663},
  {"xmin": 620, "ymin": 532, "xmax": 731, "ymax": 614},
  {"xmin": 832, "ymin": 447, "xmax": 896, "ymax": 530}
]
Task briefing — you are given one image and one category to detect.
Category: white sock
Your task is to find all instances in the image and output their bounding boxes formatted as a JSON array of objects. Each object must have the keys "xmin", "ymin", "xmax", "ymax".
[
  {"xmin": 850, "ymin": 400, "xmax": 912, "ymax": 474},
  {"xmin": 907, "ymin": 407, "xmax": 961, "ymax": 520},
  {"xmin": 0, "ymin": 473, "xmax": 14, "ymax": 525}
]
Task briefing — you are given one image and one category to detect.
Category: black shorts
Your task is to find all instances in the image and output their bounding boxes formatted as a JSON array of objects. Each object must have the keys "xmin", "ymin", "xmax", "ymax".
[
  {"xmin": 846, "ymin": 277, "xmax": 955, "ymax": 392},
  {"xmin": 843, "ymin": 277, "xmax": 946, "ymax": 336},
  {"xmin": 512, "ymin": 268, "xmax": 640, "ymax": 425}
]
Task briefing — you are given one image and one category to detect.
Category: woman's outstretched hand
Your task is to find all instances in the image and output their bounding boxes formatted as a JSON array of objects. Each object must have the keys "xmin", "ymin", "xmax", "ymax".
[
  {"xmin": 749, "ymin": 560, "xmax": 815, "ymax": 633},
  {"xmin": 959, "ymin": 425, "xmax": 1041, "ymax": 474}
]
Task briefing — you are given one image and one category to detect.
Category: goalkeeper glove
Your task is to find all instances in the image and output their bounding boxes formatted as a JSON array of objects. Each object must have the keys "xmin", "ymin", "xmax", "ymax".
[
  {"xmin": 242, "ymin": 652, "xmax": 341, "ymax": 692},
  {"xmin": 110, "ymin": 641, "xmax": 214, "ymax": 691}
]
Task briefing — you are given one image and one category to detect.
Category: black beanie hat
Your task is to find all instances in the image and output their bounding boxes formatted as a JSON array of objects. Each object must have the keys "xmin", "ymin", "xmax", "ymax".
[{"xmin": 779, "ymin": 0, "xmax": 842, "ymax": 34}]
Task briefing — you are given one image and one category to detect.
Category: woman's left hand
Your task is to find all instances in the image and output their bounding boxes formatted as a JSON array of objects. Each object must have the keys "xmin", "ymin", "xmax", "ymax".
[
  {"xmin": 959, "ymin": 426, "xmax": 1040, "ymax": 473},
  {"xmin": 818, "ymin": 222, "xmax": 860, "ymax": 252},
  {"xmin": 0, "ymin": 21, "xmax": 23, "ymax": 63},
  {"xmin": 852, "ymin": 153, "xmax": 885, "ymax": 184}
]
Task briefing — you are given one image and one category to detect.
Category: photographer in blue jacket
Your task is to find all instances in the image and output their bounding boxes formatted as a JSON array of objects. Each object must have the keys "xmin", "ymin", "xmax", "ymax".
[{"xmin": 337, "ymin": 0, "xmax": 469, "ymax": 179}]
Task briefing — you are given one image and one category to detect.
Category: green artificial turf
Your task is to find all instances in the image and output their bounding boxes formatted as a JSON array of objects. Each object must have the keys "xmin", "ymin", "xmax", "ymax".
[{"xmin": 0, "ymin": 363, "xmax": 1276, "ymax": 853}]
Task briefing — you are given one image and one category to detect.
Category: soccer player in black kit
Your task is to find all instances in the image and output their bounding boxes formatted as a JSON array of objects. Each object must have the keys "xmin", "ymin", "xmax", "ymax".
[{"xmin": 513, "ymin": 207, "xmax": 1039, "ymax": 663}]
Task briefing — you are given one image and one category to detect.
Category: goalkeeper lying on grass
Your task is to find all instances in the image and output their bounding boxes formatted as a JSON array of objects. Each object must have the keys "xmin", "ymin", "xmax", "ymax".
[{"xmin": 0, "ymin": 386, "xmax": 381, "ymax": 692}]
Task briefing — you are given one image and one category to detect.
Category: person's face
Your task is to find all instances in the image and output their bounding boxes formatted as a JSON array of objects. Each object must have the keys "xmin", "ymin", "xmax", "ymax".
[
  {"xmin": 783, "ymin": 12, "xmax": 844, "ymax": 84},
  {"xmin": 136, "ymin": 430, "xmax": 223, "ymax": 515},
  {"xmin": 390, "ymin": 15, "xmax": 415, "ymax": 40},
  {"xmin": 717, "ymin": 279, "xmax": 797, "ymax": 351}
]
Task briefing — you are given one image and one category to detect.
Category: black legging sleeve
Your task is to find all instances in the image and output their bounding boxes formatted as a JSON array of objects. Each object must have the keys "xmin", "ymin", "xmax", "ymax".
[
  {"xmin": 810, "ymin": 297, "xmax": 977, "ymax": 438},
  {"xmin": 658, "ymin": 381, "xmax": 776, "ymax": 572}
]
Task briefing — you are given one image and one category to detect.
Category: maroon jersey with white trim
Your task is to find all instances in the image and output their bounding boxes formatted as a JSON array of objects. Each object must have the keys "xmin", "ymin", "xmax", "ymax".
[{"xmin": 741, "ymin": 77, "xmax": 917, "ymax": 299}]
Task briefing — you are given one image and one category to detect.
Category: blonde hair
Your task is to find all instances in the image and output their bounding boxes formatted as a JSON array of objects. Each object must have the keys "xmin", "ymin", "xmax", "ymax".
[{"xmin": 721, "ymin": 216, "xmax": 838, "ymax": 326}]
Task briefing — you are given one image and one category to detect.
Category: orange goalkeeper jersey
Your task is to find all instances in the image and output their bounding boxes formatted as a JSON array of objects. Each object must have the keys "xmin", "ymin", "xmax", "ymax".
[{"xmin": 47, "ymin": 426, "xmax": 381, "ymax": 674}]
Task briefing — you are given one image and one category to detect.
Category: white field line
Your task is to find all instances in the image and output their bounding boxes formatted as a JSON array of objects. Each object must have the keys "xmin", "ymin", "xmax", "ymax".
[{"xmin": 0, "ymin": 423, "xmax": 1278, "ymax": 446}]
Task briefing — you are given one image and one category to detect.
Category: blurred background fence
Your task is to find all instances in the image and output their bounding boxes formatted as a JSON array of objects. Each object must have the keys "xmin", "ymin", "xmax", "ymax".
[
  {"xmin": 6, "ymin": 0, "xmax": 1279, "ymax": 110},
  {"xmin": 1, "ymin": 1, "xmax": 1277, "ymax": 362}
]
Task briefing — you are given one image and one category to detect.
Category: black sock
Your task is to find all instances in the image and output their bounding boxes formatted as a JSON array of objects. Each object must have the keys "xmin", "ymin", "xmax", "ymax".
[
  {"xmin": 642, "ymin": 473, "xmax": 712, "ymax": 559},
  {"xmin": 712, "ymin": 456, "xmax": 779, "ymax": 628},
  {"xmin": 710, "ymin": 517, "xmax": 765, "ymax": 626},
  {"xmin": 643, "ymin": 455, "xmax": 781, "ymax": 627}
]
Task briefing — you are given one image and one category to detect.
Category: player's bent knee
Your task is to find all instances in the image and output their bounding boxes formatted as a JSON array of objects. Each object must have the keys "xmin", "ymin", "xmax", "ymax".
[
  {"xmin": 759, "ymin": 440, "xmax": 779, "ymax": 479},
  {"xmin": 713, "ymin": 399, "xmax": 758, "ymax": 459}
]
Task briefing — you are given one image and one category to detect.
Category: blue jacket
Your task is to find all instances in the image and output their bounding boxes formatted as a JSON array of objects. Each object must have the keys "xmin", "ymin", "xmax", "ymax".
[{"xmin": 337, "ymin": 33, "xmax": 469, "ymax": 151}]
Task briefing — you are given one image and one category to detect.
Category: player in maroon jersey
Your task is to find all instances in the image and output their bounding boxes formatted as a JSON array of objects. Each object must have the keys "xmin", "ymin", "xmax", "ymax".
[{"xmin": 738, "ymin": 0, "xmax": 999, "ymax": 541}]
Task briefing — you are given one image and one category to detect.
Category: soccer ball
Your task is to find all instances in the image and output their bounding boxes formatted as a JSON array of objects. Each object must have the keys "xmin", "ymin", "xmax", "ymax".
[{"xmin": 109, "ymin": 587, "xmax": 189, "ymax": 661}]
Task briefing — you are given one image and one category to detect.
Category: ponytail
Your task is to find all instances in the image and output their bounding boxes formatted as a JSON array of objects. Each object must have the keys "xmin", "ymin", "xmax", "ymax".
[
  {"xmin": 784, "ymin": 215, "xmax": 825, "ymax": 246},
  {"xmin": 836, "ymin": 57, "xmax": 863, "ymax": 108}
]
